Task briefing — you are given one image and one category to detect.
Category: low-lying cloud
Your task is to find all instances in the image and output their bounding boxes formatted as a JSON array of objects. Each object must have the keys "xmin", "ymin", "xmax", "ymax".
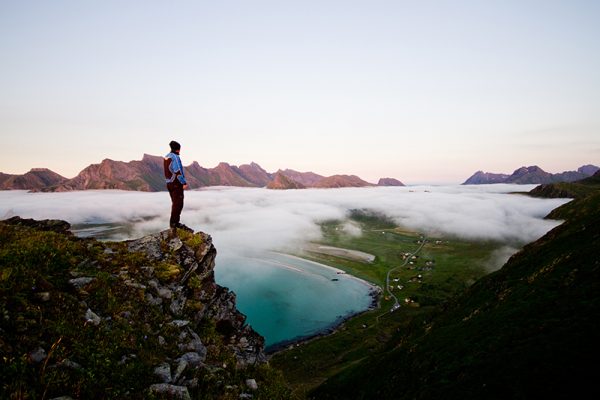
[
  {"xmin": 484, "ymin": 245, "xmax": 521, "ymax": 272},
  {"xmin": 341, "ymin": 221, "xmax": 362, "ymax": 237},
  {"xmin": 0, "ymin": 185, "xmax": 570, "ymax": 259}
]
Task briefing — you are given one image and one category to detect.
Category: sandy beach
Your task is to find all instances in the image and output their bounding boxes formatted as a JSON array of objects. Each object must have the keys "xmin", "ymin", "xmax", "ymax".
[{"xmin": 303, "ymin": 244, "xmax": 376, "ymax": 263}]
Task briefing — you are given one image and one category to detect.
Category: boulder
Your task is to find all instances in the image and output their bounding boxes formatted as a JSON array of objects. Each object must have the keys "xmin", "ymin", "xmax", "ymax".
[
  {"xmin": 177, "ymin": 352, "xmax": 205, "ymax": 368},
  {"xmin": 84, "ymin": 309, "xmax": 101, "ymax": 326},
  {"xmin": 172, "ymin": 359, "xmax": 188, "ymax": 383},
  {"xmin": 69, "ymin": 277, "xmax": 94, "ymax": 289},
  {"xmin": 153, "ymin": 363, "xmax": 172, "ymax": 383},
  {"xmin": 148, "ymin": 384, "xmax": 191, "ymax": 400},
  {"xmin": 245, "ymin": 378, "xmax": 258, "ymax": 391}
]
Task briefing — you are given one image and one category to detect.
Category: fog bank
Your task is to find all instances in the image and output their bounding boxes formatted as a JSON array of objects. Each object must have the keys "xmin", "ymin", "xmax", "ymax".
[{"xmin": 0, "ymin": 185, "xmax": 569, "ymax": 257}]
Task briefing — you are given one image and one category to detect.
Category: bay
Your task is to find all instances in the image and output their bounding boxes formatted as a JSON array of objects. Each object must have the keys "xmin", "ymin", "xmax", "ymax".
[{"xmin": 215, "ymin": 253, "xmax": 375, "ymax": 348}]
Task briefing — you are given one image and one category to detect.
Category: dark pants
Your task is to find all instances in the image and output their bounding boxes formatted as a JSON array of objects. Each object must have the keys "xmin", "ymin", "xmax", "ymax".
[{"xmin": 167, "ymin": 181, "xmax": 184, "ymax": 227}]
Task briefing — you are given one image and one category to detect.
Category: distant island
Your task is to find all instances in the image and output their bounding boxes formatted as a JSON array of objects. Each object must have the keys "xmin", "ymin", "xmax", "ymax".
[
  {"xmin": 0, "ymin": 154, "xmax": 404, "ymax": 192},
  {"xmin": 463, "ymin": 164, "xmax": 598, "ymax": 185}
]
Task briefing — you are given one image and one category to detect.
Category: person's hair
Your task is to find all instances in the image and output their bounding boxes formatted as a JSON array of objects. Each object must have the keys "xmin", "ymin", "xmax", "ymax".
[{"xmin": 169, "ymin": 140, "xmax": 181, "ymax": 151}]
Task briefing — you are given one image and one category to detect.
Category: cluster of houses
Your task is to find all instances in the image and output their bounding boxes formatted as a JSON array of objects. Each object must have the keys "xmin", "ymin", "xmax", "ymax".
[
  {"xmin": 387, "ymin": 236, "xmax": 444, "ymax": 311},
  {"xmin": 389, "ymin": 273, "xmax": 424, "ymax": 289},
  {"xmin": 401, "ymin": 253, "xmax": 436, "ymax": 272}
]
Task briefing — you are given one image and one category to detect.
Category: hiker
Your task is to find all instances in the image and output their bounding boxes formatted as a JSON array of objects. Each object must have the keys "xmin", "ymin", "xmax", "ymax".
[{"xmin": 164, "ymin": 140, "xmax": 191, "ymax": 231}]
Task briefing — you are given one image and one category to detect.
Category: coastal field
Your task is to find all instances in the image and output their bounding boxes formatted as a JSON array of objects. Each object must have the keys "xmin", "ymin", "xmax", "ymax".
[{"xmin": 272, "ymin": 210, "xmax": 505, "ymax": 398}]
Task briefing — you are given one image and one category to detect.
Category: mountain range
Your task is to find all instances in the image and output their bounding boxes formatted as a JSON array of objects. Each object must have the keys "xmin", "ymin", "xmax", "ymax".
[
  {"xmin": 463, "ymin": 164, "xmax": 599, "ymax": 185},
  {"xmin": 0, "ymin": 154, "xmax": 404, "ymax": 191}
]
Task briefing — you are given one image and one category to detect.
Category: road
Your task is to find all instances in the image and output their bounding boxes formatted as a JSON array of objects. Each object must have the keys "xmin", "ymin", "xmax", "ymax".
[{"xmin": 385, "ymin": 236, "xmax": 427, "ymax": 312}]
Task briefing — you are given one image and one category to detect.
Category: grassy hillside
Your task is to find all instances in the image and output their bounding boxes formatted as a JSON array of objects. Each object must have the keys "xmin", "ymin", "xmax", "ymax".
[
  {"xmin": 311, "ymin": 191, "xmax": 600, "ymax": 399},
  {"xmin": 529, "ymin": 171, "xmax": 600, "ymax": 199}
]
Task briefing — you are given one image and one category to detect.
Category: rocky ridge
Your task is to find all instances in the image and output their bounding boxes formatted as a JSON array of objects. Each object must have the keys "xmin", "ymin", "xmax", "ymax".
[
  {"xmin": 1, "ymin": 154, "xmax": 403, "ymax": 191},
  {"xmin": 0, "ymin": 217, "xmax": 287, "ymax": 399},
  {"xmin": 529, "ymin": 169, "xmax": 600, "ymax": 199},
  {"xmin": 463, "ymin": 164, "xmax": 599, "ymax": 185},
  {"xmin": 0, "ymin": 168, "xmax": 67, "ymax": 190}
]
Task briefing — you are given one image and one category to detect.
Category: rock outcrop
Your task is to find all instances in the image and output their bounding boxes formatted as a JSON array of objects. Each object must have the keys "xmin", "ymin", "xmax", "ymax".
[
  {"xmin": 125, "ymin": 229, "xmax": 266, "ymax": 368},
  {"xmin": 377, "ymin": 177, "xmax": 405, "ymax": 186},
  {"xmin": 0, "ymin": 217, "xmax": 282, "ymax": 399},
  {"xmin": 0, "ymin": 168, "xmax": 67, "ymax": 190},
  {"xmin": 266, "ymin": 171, "xmax": 306, "ymax": 189}
]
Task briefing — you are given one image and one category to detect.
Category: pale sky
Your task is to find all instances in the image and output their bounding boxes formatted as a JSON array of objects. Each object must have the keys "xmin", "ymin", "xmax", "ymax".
[{"xmin": 1, "ymin": 0, "xmax": 599, "ymax": 183}]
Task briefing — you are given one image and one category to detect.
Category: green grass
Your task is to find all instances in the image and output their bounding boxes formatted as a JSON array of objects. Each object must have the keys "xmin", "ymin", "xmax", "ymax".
[
  {"xmin": 271, "ymin": 210, "xmax": 502, "ymax": 398},
  {"xmin": 529, "ymin": 173, "xmax": 600, "ymax": 199}
]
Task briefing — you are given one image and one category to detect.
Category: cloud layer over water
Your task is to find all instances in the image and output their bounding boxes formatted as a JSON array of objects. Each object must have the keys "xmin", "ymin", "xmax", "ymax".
[{"xmin": 0, "ymin": 185, "xmax": 569, "ymax": 257}]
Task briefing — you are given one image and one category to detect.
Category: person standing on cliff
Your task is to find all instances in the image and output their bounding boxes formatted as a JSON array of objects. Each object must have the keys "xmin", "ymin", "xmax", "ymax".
[{"xmin": 164, "ymin": 140, "xmax": 192, "ymax": 231}]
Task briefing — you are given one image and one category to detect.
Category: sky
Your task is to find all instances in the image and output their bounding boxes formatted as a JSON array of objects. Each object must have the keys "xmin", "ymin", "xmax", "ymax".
[{"xmin": 1, "ymin": 0, "xmax": 599, "ymax": 183}]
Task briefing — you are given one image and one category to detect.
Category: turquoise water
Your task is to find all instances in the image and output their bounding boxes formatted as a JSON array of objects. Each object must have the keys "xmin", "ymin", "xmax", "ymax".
[{"xmin": 214, "ymin": 253, "xmax": 375, "ymax": 348}]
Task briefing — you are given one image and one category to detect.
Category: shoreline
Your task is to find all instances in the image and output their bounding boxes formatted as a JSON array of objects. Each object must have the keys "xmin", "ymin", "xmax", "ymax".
[
  {"xmin": 302, "ymin": 244, "xmax": 376, "ymax": 263},
  {"xmin": 265, "ymin": 283, "xmax": 382, "ymax": 355},
  {"xmin": 272, "ymin": 252, "xmax": 380, "ymax": 291},
  {"xmin": 263, "ymin": 252, "xmax": 382, "ymax": 354}
]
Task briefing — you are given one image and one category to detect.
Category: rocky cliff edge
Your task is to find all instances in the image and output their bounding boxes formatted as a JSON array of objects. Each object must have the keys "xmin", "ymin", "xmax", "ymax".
[{"xmin": 0, "ymin": 217, "xmax": 287, "ymax": 399}]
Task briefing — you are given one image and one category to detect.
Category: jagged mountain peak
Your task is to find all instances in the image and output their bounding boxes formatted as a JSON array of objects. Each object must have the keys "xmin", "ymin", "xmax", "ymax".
[
  {"xmin": 512, "ymin": 165, "xmax": 546, "ymax": 175},
  {"xmin": 1, "ymin": 154, "xmax": 405, "ymax": 191},
  {"xmin": 267, "ymin": 171, "xmax": 305, "ymax": 189}
]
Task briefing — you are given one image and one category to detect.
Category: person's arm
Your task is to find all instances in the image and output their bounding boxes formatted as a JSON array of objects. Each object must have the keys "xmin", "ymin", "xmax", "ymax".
[{"xmin": 173, "ymin": 155, "xmax": 188, "ymax": 188}]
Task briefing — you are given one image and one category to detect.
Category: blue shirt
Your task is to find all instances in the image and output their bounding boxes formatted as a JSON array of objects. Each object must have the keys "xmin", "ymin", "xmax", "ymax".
[{"xmin": 165, "ymin": 152, "xmax": 187, "ymax": 185}]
